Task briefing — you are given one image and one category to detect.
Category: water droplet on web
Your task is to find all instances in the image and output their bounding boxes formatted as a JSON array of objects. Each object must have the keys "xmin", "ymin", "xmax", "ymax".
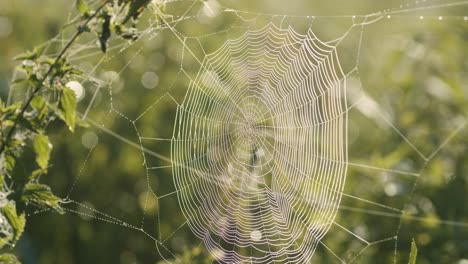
[
  {"xmin": 210, "ymin": 248, "xmax": 225, "ymax": 260},
  {"xmin": 250, "ymin": 230, "xmax": 262, "ymax": 242}
]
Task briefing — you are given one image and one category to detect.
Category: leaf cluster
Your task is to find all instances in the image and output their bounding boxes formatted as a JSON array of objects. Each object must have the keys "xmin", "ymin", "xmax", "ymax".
[
  {"xmin": 0, "ymin": 0, "xmax": 154, "ymax": 261},
  {"xmin": 76, "ymin": 0, "xmax": 153, "ymax": 52}
]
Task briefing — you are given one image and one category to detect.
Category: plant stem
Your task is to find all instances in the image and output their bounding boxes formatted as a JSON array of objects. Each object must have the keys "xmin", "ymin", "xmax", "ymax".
[{"xmin": 0, "ymin": 1, "xmax": 110, "ymax": 154}]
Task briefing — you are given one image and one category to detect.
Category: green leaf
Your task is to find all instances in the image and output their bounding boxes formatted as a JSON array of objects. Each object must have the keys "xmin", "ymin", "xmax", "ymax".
[
  {"xmin": 21, "ymin": 183, "xmax": 64, "ymax": 214},
  {"xmin": 30, "ymin": 95, "xmax": 48, "ymax": 121},
  {"xmin": 66, "ymin": 67, "xmax": 84, "ymax": 76},
  {"xmin": 0, "ymin": 253, "xmax": 21, "ymax": 264},
  {"xmin": 5, "ymin": 139, "xmax": 22, "ymax": 149},
  {"xmin": 0, "ymin": 102, "xmax": 21, "ymax": 120},
  {"xmin": 1, "ymin": 203, "xmax": 26, "ymax": 244},
  {"xmin": 33, "ymin": 134, "xmax": 51, "ymax": 170},
  {"xmin": 30, "ymin": 95, "xmax": 45, "ymax": 110},
  {"xmin": 13, "ymin": 51, "xmax": 36, "ymax": 61},
  {"xmin": 58, "ymin": 87, "xmax": 77, "ymax": 132},
  {"xmin": 40, "ymin": 57, "xmax": 56, "ymax": 65},
  {"xmin": 29, "ymin": 169, "xmax": 45, "ymax": 181},
  {"xmin": 13, "ymin": 44, "xmax": 46, "ymax": 61},
  {"xmin": 17, "ymin": 115, "xmax": 39, "ymax": 133},
  {"xmin": 0, "ymin": 237, "xmax": 8, "ymax": 250},
  {"xmin": 3, "ymin": 102, "xmax": 21, "ymax": 113},
  {"xmin": 409, "ymin": 239, "xmax": 418, "ymax": 264},
  {"xmin": 76, "ymin": 0, "xmax": 90, "ymax": 17},
  {"xmin": 4, "ymin": 152, "xmax": 16, "ymax": 175},
  {"xmin": 76, "ymin": 117, "xmax": 89, "ymax": 128},
  {"xmin": 50, "ymin": 59, "xmax": 80, "ymax": 79}
]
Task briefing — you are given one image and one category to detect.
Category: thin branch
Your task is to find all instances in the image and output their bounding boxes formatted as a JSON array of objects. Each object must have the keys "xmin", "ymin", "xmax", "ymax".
[{"xmin": 0, "ymin": 1, "xmax": 110, "ymax": 154}]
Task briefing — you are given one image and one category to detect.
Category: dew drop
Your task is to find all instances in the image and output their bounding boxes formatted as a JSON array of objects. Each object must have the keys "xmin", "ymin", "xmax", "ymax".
[{"xmin": 250, "ymin": 230, "xmax": 262, "ymax": 242}]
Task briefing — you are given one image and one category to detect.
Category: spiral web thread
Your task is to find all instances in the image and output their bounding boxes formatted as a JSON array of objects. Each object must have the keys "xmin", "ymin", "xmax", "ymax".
[
  {"xmin": 14, "ymin": 0, "xmax": 468, "ymax": 263},
  {"xmin": 171, "ymin": 23, "xmax": 348, "ymax": 263}
]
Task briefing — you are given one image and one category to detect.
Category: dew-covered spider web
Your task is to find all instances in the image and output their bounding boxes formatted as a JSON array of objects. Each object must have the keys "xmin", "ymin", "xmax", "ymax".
[{"xmin": 9, "ymin": 0, "xmax": 468, "ymax": 263}]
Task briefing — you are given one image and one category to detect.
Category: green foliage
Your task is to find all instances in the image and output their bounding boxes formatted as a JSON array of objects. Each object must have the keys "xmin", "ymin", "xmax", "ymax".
[
  {"xmin": 12, "ymin": 45, "xmax": 46, "ymax": 61},
  {"xmin": 3, "ymin": 0, "xmax": 464, "ymax": 263},
  {"xmin": 76, "ymin": 0, "xmax": 91, "ymax": 18},
  {"xmin": 21, "ymin": 184, "xmax": 64, "ymax": 214},
  {"xmin": 0, "ymin": 0, "xmax": 155, "ymax": 261},
  {"xmin": 409, "ymin": 239, "xmax": 418, "ymax": 264},
  {"xmin": 0, "ymin": 253, "xmax": 21, "ymax": 264},
  {"xmin": 58, "ymin": 87, "xmax": 78, "ymax": 132},
  {"xmin": 30, "ymin": 96, "xmax": 48, "ymax": 124},
  {"xmin": 33, "ymin": 134, "xmax": 51, "ymax": 170},
  {"xmin": 3, "ymin": 151, "xmax": 16, "ymax": 176},
  {"xmin": 0, "ymin": 101, "xmax": 21, "ymax": 124},
  {"xmin": 121, "ymin": 0, "xmax": 152, "ymax": 24},
  {"xmin": 0, "ymin": 203, "xmax": 26, "ymax": 247}
]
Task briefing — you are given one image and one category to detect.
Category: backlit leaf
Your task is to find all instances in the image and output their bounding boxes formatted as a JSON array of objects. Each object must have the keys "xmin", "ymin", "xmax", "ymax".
[
  {"xmin": 0, "ymin": 253, "xmax": 21, "ymax": 264},
  {"xmin": 1, "ymin": 203, "xmax": 26, "ymax": 244},
  {"xmin": 58, "ymin": 87, "xmax": 77, "ymax": 132},
  {"xmin": 21, "ymin": 183, "xmax": 64, "ymax": 214},
  {"xmin": 76, "ymin": 0, "xmax": 90, "ymax": 17},
  {"xmin": 33, "ymin": 134, "xmax": 51, "ymax": 170},
  {"xmin": 13, "ymin": 44, "xmax": 45, "ymax": 61}
]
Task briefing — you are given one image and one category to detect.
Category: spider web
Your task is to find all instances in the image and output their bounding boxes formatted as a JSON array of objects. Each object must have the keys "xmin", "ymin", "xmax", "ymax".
[
  {"xmin": 12, "ymin": 0, "xmax": 468, "ymax": 263},
  {"xmin": 170, "ymin": 23, "xmax": 348, "ymax": 263}
]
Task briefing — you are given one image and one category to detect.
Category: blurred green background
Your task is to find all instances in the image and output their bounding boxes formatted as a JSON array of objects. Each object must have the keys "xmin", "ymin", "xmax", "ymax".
[{"xmin": 0, "ymin": 0, "xmax": 467, "ymax": 263}]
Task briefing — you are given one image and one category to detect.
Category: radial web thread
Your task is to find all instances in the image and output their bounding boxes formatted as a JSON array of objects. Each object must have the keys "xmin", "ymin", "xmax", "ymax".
[
  {"xmin": 172, "ymin": 23, "xmax": 348, "ymax": 263},
  {"xmin": 15, "ymin": 1, "xmax": 468, "ymax": 263}
]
